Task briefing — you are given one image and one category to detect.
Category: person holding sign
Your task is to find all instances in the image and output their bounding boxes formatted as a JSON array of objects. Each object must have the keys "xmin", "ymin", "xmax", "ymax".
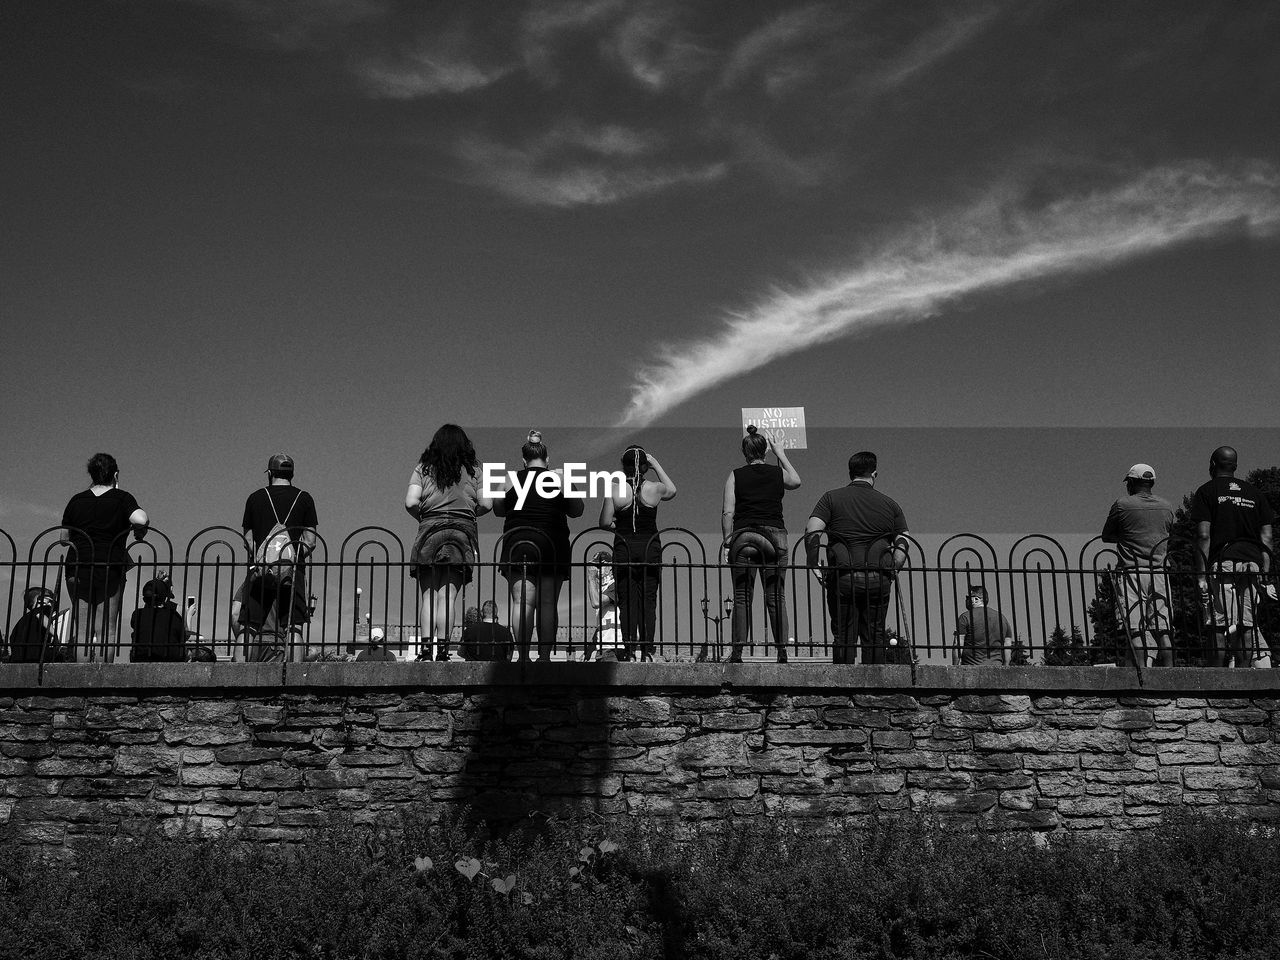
[{"xmin": 721, "ymin": 425, "xmax": 801, "ymax": 662}]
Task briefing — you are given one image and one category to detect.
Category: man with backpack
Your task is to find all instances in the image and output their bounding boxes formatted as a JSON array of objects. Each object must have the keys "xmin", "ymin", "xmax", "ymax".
[{"xmin": 232, "ymin": 453, "xmax": 318, "ymax": 662}]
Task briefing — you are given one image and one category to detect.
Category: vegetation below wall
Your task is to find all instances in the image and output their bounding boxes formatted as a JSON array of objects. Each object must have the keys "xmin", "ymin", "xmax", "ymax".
[{"xmin": 3, "ymin": 812, "xmax": 1280, "ymax": 959}]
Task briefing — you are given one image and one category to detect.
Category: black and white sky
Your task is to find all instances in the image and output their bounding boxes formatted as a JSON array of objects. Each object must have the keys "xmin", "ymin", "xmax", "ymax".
[{"xmin": 2, "ymin": 0, "xmax": 1278, "ymax": 543}]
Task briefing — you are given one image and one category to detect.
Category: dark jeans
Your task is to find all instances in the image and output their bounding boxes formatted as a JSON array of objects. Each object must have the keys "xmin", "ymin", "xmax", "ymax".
[
  {"xmin": 614, "ymin": 536, "xmax": 661, "ymax": 660},
  {"xmin": 825, "ymin": 571, "xmax": 893, "ymax": 664}
]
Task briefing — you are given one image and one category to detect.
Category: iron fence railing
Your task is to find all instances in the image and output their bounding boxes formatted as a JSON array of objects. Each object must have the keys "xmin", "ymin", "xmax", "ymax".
[{"xmin": 0, "ymin": 524, "xmax": 1275, "ymax": 668}]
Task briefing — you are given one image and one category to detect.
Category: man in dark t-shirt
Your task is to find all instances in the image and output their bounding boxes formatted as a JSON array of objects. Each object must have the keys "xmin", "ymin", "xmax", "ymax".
[
  {"xmin": 805, "ymin": 451, "xmax": 909, "ymax": 665},
  {"xmin": 232, "ymin": 453, "xmax": 319, "ymax": 661},
  {"xmin": 1189, "ymin": 446, "xmax": 1275, "ymax": 667},
  {"xmin": 460, "ymin": 601, "xmax": 516, "ymax": 662}
]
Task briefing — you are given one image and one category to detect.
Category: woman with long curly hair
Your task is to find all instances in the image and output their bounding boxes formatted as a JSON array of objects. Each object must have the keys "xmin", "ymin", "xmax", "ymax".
[{"xmin": 405, "ymin": 424, "xmax": 490, "ymax": 660}]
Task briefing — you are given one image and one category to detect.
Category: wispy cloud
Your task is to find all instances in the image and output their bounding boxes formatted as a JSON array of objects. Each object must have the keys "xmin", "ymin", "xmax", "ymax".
[
  {"xmin": 617, "ymin": 162, "xmax": 1280, "ymax": 426},
  {"xmin": 455, "ymin": 119, "xmax": 720, "ymax": 205},
  {"xmin": 860, "ymin": 5, "xmax": 1004, "ymax": 94},
  {"xmin": 356, "ymin": 45, "xmax": 511, "ymax": 98},
  {"xmin": 714, "ymin": 4, "xmax": 838, "ymax": 95}
]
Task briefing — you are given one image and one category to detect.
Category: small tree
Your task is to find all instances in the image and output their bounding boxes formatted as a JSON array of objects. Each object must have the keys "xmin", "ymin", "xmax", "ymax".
[
  {"xmin": 1087, "ymin": 573, "xmax": 1128, "ymax": 665},
  {"xmin": 1043, "ymin": 625, "xmax": 1090, "ymax": 666},
  {"xmin": 1008, "ymin": 635, "xmax": 1031, "ymax": 666}
]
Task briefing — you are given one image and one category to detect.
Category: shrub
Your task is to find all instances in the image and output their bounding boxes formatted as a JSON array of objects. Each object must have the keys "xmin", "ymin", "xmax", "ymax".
[{"xmin": 3, "ymin": 812, "xmax": 1280, "ymax": 959}]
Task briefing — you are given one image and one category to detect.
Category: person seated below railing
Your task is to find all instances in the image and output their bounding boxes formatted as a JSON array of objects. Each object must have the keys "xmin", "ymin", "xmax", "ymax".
[
  {"xmin": 953, "ymin": 585, "xmax": 1011, "ymax": 666},
  {"xmin": 6, "ymin": 587, "xmax": 67, "ymax": 664},
  {"xmin": 130, "ymin": 575, "xmax": 187, "ymax": 663},
  {"xmin": 460, "ymin": 600, "xmax": 515, "ymax": 662}
]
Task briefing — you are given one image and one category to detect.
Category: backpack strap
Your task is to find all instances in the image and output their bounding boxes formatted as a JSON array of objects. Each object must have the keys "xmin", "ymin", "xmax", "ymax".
[{"xmin": 263, "ymin": 487, "xmax": 303, "ymax": 531}]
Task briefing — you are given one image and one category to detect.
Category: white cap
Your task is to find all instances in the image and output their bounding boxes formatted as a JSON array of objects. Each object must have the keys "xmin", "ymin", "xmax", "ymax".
[
  {"xmin": 1125, "ymin": 463, "xmax": 1156, "ymax": 482},
  {"xmin": 370, "ymin": 627, "xmax": 385, "ymax": 642}
]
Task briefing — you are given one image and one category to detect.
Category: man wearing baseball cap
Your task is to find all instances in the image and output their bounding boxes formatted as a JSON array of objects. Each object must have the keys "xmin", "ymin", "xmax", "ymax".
[
  {"xmin": 231, "ymin": 453, "xmax": 319, "ymax": 661},
  {"xmin": 1102, "ymin": 463, "xmax": 1174, "ymax": 667},
  {"xmin": 1189, "ymin": 446, "xmax": 1275, "ymax": 668}
]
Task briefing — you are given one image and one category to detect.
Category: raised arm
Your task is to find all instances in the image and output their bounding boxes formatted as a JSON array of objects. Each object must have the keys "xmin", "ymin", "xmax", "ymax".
[
  {"xmin": 770, "ymin": 438, "xmax": 801, "ymax": 490},
  {"xmin": 646, "ymin": 455, "xmax": 677, "ymax": 501},
  {"xmin": 599, "ymin": 495, "xmax": 617, "ymax": 531}
]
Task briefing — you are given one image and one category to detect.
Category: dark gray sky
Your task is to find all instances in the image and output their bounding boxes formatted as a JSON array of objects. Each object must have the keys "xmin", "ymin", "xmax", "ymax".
[{"xmin": 2, "ymin": 0, "xmax": 1278, "ymax": 552}]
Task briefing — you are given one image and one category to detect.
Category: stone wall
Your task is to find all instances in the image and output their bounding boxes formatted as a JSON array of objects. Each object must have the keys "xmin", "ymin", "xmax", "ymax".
[{"xmin": 3, "ymin": 662, "xmax": 1280, "ymax": 849}]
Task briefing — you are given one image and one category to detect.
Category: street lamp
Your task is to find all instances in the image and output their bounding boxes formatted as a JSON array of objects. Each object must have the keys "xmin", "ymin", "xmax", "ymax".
[{"xmin": 698, "ymin": 597, "xmax": 733, "ymax": 662}]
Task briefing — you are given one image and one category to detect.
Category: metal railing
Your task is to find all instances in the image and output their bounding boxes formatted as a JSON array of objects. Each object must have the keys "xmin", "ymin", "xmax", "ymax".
[{"xmin": 1, "ymin": 524, "xmax": 1276, "ymax": 667}]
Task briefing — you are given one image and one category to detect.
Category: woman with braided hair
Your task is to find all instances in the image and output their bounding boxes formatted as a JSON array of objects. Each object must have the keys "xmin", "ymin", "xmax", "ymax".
[
  {"xmin": 721, "ymin": 425, "xmax": 801, "ymax": 662},
  {"xmin": 600, "ymin": 445, "xmax": 677, "ymax": 661}
]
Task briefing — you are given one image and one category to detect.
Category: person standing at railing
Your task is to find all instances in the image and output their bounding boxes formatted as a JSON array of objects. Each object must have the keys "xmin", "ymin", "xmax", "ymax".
[
  {"xmin": 233, "ymin": 454, "xmax": 317, "ymax": 662},
  {"xmin": 493, "ymin": 431, "xmax": 584, "ymax": 661},
  {"xmin": 61, "ymin": 452, "xmax": 149, "ymax": 662},
  {"xmin": 405, "ymin": 424, "xmax": 492, "ymax": 662},
  {"xmin": 1101, "ymin": 463, "xmax": 1175, "ymax": 668},
  {"xmin": 721, "ymin": 425, "xmax": 801, "ymax": 663},
  {"xmin": 1190, "ymin": 446, "xmax": 1275, "ymax": 668},
  {"xmin": 600, "ymin": 446, "xmax": 677, "ymax": 662},
  {"xmin": 804, "ymin": 451, "xmax": 909, "ymax": 665}
]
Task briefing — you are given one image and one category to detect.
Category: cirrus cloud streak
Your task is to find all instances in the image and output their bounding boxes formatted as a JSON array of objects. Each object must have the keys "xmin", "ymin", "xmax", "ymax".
[{"xmin": 618, "ymin": 162, "xmax": 1280, "ymax": 426}]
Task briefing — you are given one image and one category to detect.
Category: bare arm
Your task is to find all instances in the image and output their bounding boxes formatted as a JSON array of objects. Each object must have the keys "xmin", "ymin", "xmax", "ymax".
[
  {"xmin": 771, "ymin": 438, "xmax": 801, "ymax": 490},
  {"xmin": 721, "ymin": 473, "xmax": 736, "ymax": 544},
  {"xmin": 1196, "ymin": 521, "xmax": 1211, "ymax": 580},
  {"xmin": 646, "ymin": 455, "xmax": 677, "ymax": 501},
  {"xmin": 129, "ymin": 508, "xmax": 149, "ymax": 540},
  {"xmin": 565, "ymin": 495, "xmax": 585, "ymax": 519},
  {"xmin": 405, "ymin": 483, "xmax": 423, "ymax": 519},
  {"xmin": 599, "ymin": 496, "xmax": 617, "ymax": 531},
  {"xmin": 804, "ymin": 516, "xmax": 827, "ymax": 572},
  {"xmin": 1262, "ymin": 524, "xmax": 1273, "ymax": 576}
]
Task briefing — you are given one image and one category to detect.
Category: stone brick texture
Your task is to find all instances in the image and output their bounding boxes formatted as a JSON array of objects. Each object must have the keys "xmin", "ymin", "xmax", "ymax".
[{"xmin": 5, "ymin": 669, "xmax": 1280, "ymax": 850}]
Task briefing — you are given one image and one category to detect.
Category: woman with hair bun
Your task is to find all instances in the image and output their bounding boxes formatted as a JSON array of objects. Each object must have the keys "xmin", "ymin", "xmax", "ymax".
[
  {"xmin": 721, "ymin": 426, "xmax": 801, "ymax": 662},
  {"xmin": 405, "ymin": 424, "xmax": 490, "ymax": 660},
  {"xmin": 493, "ymin": 431, "xmax": 584, "ymax": 661},
  {"xmin": 600, "ymin": 445, "xmax": 677, "ymax": 661}
]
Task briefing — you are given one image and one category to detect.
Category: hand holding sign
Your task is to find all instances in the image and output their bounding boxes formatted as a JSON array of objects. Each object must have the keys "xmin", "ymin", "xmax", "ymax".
[{"xmin": 742, "ymin": 407, "xmax": 806, "ymax": 449}]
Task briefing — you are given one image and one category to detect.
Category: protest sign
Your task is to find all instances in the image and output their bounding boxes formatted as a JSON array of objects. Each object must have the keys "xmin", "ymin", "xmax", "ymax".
[{"xmin": 741, "ymin": 406, "xmax": 807, "ymax": 449}]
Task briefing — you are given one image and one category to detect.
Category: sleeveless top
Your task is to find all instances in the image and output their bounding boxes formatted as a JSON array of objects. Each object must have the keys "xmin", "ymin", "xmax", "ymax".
[
  {"xmin": 732, "ymin": 463, "xmax": 785, "ymax": 530},
  {"xmin": 615, "ymin": 481, "xmax": 659, "ymax": 536}
]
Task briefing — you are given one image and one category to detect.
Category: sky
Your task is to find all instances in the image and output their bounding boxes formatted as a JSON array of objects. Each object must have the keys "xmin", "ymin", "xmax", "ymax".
[{"xmin": 2, "ymin": 0, "xmax": 1280, "ymax": 568}]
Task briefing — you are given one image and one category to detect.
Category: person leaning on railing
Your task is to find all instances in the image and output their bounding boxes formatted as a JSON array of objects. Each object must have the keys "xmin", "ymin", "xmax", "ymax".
[
  {"xmin": 1100, "ymin": 462, "xmax": 1175, "ymax": 668},
  {"xmin": 600, "ymin": 445, "xmax": 676, "ymax": 662},
  {"xmin": 405, "ymin": 424, "xmax": 492, "ymax": 662},
  {"xmin": 61, "ymin": 452, "xmax": 149, "ymax": 662},
  {"xmin": 721, "ymin": 425, "xmax": 800, "ymax": 663},
  {"xmin": 1190, "ymin": 446, "xmax": 1276, "ymax": 668},
  {"xmin": 492, "ymin": 430, "xmax": 584, "ymax": 662},
  {"xmin": 804, "ymin": 451, "xmax": 909, "ymax": 665}
]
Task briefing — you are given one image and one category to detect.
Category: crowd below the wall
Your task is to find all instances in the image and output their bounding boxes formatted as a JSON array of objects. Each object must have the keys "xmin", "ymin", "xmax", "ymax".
[{"xmin": 2, "ymin": 430, "xmax": 1275, "ymax": 669}]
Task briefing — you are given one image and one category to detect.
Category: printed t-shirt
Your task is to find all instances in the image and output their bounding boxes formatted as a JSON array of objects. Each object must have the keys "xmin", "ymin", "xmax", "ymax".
[{"xmin": 1188, "ymin": 477, "xmax": 1275, "ymax": 565}]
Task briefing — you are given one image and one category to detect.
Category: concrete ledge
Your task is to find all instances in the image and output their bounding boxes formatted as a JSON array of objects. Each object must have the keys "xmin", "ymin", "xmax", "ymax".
[
  {"xmin": 4, "ymin": 661, "xmax": 1280, "ymax": 695},
  {"xmin": 34, "ymin": 662, "xmax": 283, "ymax": 690},
  {"xmin": 0, "ymin": 664, "xmax": 40, "ymax": 687}
]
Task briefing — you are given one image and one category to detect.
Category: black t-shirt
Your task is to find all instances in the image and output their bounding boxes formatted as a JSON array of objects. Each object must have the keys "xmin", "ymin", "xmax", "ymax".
[
  {"xmin": 242, "ymin": 485, "xmax": 318, "ymax": 548},
  {"xmin": 130, "ymin": 604, "xmax": 186, "ymax": 662},
  {"xmin": 733, "ymin": 463, "xmax": 785, "ymax": 530},
  {"xmin": 461, "ymin": 622, "xmax": 515, "ymax": 661},
  {"xmin": 62, "ymin": 488, "xmax": 140, "ymax": 578},
  {"xmin": 1188, "ymin": 476, "xmax": 1275, "ymax": 565},
  {"xmin": 809, "ymin": 481, "xmax": 908, "ymax": 569},
  {"xmin": 501, "ymin": 468, "xmax": 570, "ymax": 538},
  {"xmin": 7, "ymin": 612, "xmax": 60, "ymax": 663}
]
